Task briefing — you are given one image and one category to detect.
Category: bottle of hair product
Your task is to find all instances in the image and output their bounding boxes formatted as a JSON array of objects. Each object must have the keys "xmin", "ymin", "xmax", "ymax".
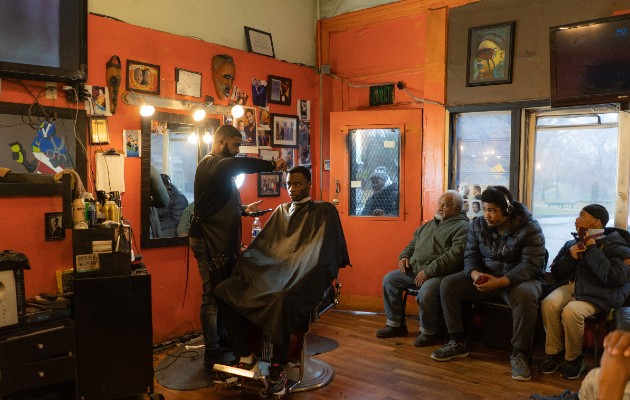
[{"xmin": 73, "ymin": 197, "xmax": 86, "ymax": 224}]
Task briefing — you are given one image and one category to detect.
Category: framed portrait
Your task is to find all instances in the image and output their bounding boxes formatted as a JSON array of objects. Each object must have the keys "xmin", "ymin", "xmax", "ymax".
[
  {"xmin": 270, "ymin": 114, "xmax": 298, "ymax": 148},
  {"xmin": 466, "ymin": 22, "xmax": 515, "ymax": 87},
  {"xmin": 175, "ymin": 68, "xmax": 202, "ymax": 97},
  {"xmin": 267, "ymin": 75, "xmax": 292, "ymax": 105},
  {"xmin": 45, "ymin": 212, "xmax": 65, "ymax": 241},
  {"xmin": 89, "ymin": 117, "xmax": 109, "ymax": 145},
  {"xmin": 244, "ymin": 27, "xmax": 276, "ymax": 58},
  {"xmin": 126, "ymin": 60, "xmax": 160, "ymax": 94},
  {"xmin": 258, "ymin": 172, "xmax": 282, "ymax": 197}
]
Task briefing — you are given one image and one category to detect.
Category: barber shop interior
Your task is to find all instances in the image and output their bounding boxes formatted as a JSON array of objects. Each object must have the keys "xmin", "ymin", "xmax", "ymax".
[{"xmin": 2, "ymin": 0, "xmax": 630, "ymax": 399}]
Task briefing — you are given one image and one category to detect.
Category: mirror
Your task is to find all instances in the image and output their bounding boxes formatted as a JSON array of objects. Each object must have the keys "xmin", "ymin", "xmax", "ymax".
[{"xmin": 140, "ymin": 111, "xmax": 220, "ymax": 248}]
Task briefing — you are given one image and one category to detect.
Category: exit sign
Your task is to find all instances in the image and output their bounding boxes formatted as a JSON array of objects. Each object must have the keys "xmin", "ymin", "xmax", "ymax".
[{"xmin": 369, "ymin": 84, "xmax": 395, "ymax": 106}]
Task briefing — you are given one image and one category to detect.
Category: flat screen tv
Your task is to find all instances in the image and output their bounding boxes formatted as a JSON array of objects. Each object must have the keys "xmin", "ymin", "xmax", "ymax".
[
  {"xmin": 0, "ymin": 0, "xmax": 87, "ymax": 83},
  {"xmin": 550, "ymin": 13, "xmax": 630, "ymax": 107}
]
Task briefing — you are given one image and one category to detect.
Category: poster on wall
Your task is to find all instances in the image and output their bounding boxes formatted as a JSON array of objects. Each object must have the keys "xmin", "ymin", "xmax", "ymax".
[
  {"xmin": 85, "ymin": 85, "xmax": 111, "ymax": 116},
  {"xmin": 123, "ymin": 130, "xmax": 141, "ymax": 157},
  {"xmin": 252, "ymin": 78, "xmax": 267, "ymax": 107},
  {"xmin": 298, "ymin": 120, "xmax": 310, "ymax": 165}
]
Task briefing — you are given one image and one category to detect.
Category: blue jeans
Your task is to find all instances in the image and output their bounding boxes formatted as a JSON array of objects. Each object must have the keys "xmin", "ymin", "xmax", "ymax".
[
  {"xmin": 190, "ymin": 236, "xmax": 222, "ymax": 352},
  {"xmin": 382, "ymin": 269, "xmax": 445, "ymax": 335},
  {"xmin": 440, "ymin": 271, "xmax": 541, "ymax": 352}
]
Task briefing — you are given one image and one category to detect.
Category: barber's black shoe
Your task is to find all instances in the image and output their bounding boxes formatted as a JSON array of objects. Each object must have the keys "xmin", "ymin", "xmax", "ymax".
[
  {"xmin": 204, "ymin": 348, "xmax": 233, "ymax": 369},
  {"xmin": 266, "ymin": 363, "xmax": 287, "ymax": 398},
  {"xmin": 376, "ymin": 325, "xmax": 408, "ymax": 338}
]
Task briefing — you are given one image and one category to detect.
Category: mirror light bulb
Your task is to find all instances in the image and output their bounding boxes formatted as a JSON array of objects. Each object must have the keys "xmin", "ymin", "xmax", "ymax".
[
  {"xmin": 202, "ymin": 132, "xmax": 212, "ymax": 143},
  {"xmin": 193, "ymin": 108, "xmax": 206, "ymax": 121},
  {"xmin": 140, "ymin": 104, "xmax": 155, "ymax": 117},
  {"xmin": 231, "ymin": 105, "xmax": 244, "ymax": 118},
  {"xmin": 188, "ymin": 132, "xmax": 198, "ymax": 143}
]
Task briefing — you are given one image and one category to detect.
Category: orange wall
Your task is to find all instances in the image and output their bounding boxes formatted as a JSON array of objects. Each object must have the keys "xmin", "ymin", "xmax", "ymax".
[
  {"xmin": 0, "ymin": 13, "xmax": 318, "ymax": 343},
  {"xmin": 319, "ymin": 4, "xmax": 448, "ymax": 311}
]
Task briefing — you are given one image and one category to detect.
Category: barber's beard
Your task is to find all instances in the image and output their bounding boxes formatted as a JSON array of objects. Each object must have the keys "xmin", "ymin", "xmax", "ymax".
[
  {"xmin": 221, "ymin": 145, "xmax": 236, "ymax": 157},
  {"xmin": 434, "ymin": 212, "xmax": 444, "ymax": 221}
]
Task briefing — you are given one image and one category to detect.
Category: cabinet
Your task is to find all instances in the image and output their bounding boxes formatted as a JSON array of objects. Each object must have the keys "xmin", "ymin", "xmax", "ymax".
[
  {"xmin": 73, "ymin": 274, "xmax": 154, "ymax": 400},
  {"xmin": 0, "ymin": 319, "xmax": 76, "ymax": 399}
]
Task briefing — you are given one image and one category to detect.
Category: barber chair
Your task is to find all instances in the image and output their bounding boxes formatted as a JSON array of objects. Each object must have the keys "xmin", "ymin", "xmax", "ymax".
[{"xmin": 213, "ymin": 280, "xmax": 341, "ymax": 398}]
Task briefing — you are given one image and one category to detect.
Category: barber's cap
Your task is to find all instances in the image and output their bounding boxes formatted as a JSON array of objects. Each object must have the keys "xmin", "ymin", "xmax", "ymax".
[
  {"xmin": 371, "ymin": 167, "xmax": 390, "ymax": 183},
  {"xmin": 582, "ymin": 204, "xmax": 609, "ymax": 226}
]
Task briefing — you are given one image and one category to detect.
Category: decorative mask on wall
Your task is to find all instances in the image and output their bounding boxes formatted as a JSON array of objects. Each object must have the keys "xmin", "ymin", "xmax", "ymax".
[
  {"xmin": 106, "ymin": 55, "xmax": 122, "ymax": 114},
  {"xmin": 211, "ymin": 54, "xmax": 235, "ymax": 100}
]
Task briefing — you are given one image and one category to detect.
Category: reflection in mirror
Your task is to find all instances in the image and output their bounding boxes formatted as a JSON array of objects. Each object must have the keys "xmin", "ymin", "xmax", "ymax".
[
  {"xmin": 141, "ymin": 111, "xmax": 220, "ymax": 248},
  {"xmin": 348, "ymin": 128, "xmax": 401, "ymax": 217}
]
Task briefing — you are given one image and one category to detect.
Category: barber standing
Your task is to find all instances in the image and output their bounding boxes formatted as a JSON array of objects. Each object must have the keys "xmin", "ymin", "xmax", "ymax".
[{"xmin": 188, "ymin": 124, "xmax": 286, "ymax": 368}]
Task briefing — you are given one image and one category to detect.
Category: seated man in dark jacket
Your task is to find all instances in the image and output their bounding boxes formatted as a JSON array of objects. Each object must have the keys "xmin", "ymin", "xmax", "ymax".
[
  {"xmin": 214, "ymin": 166, "xmax": 350, "ymax": 397},
  {"xmin": 431, "ymin": 185, "xmax": 546, "ymax": 382},
  {"xmin": 157, "ymin": 173, "xmax": 189, "ymax": 237},
  {"xmin": 538, "ymin": 204, "xmax": 630, "ymax": 380}
]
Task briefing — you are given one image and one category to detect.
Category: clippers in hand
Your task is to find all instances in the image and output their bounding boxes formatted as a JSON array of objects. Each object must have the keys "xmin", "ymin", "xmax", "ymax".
[{"xmin": 247, "ymin": 209, "xmax": 273, "ymax": 217}]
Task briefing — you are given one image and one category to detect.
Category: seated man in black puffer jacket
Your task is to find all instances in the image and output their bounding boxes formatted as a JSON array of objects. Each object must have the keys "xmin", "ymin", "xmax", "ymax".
[
  {"xmin": 157, "ymin": 174, "xmax": 189, "ymax": 237},
  {"xmin": 538, "ymin": 204, "xmax": 630, "ymax": 380}
]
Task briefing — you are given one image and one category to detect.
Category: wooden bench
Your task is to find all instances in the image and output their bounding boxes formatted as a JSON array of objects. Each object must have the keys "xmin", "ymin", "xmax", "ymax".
[{"xmin": 546, "ymin": 201, "xmax": 577, "ymax": 209}]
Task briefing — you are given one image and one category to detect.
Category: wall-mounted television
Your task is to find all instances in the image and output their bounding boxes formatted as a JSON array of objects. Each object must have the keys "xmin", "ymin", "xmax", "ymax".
[
  {"xmin": 550, "ymin": 13, "xmax": 630, "ymax": 107},
  {"xmin": 0, "ymin": 0, "xmax": 87, "ymax": 83}
]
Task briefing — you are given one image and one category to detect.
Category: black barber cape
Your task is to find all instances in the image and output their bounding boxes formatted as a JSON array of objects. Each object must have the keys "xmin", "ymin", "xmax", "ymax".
[{"xmin": 214, "ymin": 200, "xmax": 350, "ymax": 344}]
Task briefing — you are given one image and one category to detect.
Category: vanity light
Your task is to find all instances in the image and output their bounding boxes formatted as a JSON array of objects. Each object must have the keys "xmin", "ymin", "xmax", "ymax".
[
  {"xmin": 202, "ymin": 132, "xmax": 212, "ymax": 143},
  {"xmin": 192, "ymin": 106, "xmax": 206, "ymax": 121},
  {"xmin": 122, "ymin": 91, "xmax": 235, "ymax": 117},
  {"xmin": 231, "ymin": 104, "xmax": 244, "ymax": 118},
  {"xmin": 187, "ymin": 131, "xmax": 198, "ymax": 144},
  {"xmin": 139, "ymin": 104, "xmax": 155, "ymax": 117}
]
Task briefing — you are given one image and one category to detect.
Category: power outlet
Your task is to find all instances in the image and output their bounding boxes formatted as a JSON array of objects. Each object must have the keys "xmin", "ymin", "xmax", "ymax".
[{"xmin": 45, "ymin": 82, "xmax": 57, "ymax": 99}]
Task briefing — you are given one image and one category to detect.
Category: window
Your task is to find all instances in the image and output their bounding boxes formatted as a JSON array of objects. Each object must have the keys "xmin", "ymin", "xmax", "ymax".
[
  {"xmin": 348, "ymin": 128, "xmax": 400, "ymax": 217},
  {"xmin": 528, "ymin": 109, "xmax": 620, "ymax": 261},
  {"xmin": 451, "ymin": 110, "xmax": 513, "ymax": 219}
]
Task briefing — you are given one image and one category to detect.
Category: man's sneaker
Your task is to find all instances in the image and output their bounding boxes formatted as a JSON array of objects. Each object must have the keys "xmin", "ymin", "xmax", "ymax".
[
  {"xmin": 530, "ymin": 389, "xmax": 579, "ymax": 400},
  {"xmin": 511, "ymin": 352, "xmax": 531, "ymax": 381},
  {"xmin": 414, "ymin": 332, "xmax": 440, "ymax": 347},
  {"xmin": 431, "ymin": 340, "xmax": 469, "ymax": 361},
  {"xmin": 538, "ymin": 353, "xmax": 565, "ymax": 374},
  {"xmin": 266, "ymin": 363, "xmax": 287, "ymax": 397},
  {"xmin": 376, "ymin": 325, "xmax": 408, "ymax": 338},
  {"xmin": 560, "ymin": 356, "xmax": 585, "ymax": 380}
]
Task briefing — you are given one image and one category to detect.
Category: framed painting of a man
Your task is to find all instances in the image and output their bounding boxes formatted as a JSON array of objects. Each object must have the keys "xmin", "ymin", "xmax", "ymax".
[{"xmin": 466, "ymin": 22, "xmax": 515, "ymax": 87}]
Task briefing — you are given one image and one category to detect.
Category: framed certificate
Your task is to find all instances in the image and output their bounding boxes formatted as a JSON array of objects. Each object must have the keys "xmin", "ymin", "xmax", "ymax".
[
  {"xmin": 175, "ymin": 68, "xmax": 202, "ymax": 97},
  {"xmin": 244, "ymin": 26, "xmax": 275, "ymax": 58},
  {"xmin": 89, "ymin": 117, "xmax": 109, "ymax": 145}
]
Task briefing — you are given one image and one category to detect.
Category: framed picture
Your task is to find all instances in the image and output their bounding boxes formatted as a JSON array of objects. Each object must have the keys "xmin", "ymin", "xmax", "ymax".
[
  {"xmin": 297, "ymin": 99, "xmax": 310, "ymax": 120},
  {"xmin": 175, "ymin": 68, "xmax": 202, "ymax": 97},
  {"xmin": 244, "ymin": 26, "xmax": 276, "ymax": 58},
  {"xmin": 267, "ymin": 75, "xmax": 292, "ymax": 105},
  {"xmin": 45, "ymin": 212, "xmax": 65, "ymax": 241},
  {"xmin": 271, "ymin": 114, "xmax": 298, "ymax": 148},
  {"xmin": 258, "ymin": 172, "xmax": 282, "ymax": 197},
  {"xmin": 466, "ymin": 22, "xmax": 515, "ymax": 87},
  {"xmin": 89, "ymin": 117, "xmax": 109, "ymax": 145},
  {"xmin": 126, "ymin": 60, "xmax": 160, "ymax": 94}
]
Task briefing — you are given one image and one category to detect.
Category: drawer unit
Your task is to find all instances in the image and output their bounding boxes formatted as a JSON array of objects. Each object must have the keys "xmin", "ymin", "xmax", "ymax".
[{"xmin": 0, "ymin": 319, "xmax": 76, "ymax": 398}]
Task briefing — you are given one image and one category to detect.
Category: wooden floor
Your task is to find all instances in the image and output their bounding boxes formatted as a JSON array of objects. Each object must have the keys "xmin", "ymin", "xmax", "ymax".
[{"xmin": 151, "ymin": 310, "xmax": 583, "ymax": 400}]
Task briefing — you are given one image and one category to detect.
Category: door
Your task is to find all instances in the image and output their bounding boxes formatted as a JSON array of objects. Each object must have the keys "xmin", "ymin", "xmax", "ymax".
[{"xmin": 330, "ymin": 109, "xmax": 423, "ymax": 307}]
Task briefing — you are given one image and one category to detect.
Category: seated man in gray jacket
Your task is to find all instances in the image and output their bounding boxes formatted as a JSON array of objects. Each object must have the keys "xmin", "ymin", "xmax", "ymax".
[{"xmin": 376, "ymin": 190, "xmax": 470, "ymax": 346}]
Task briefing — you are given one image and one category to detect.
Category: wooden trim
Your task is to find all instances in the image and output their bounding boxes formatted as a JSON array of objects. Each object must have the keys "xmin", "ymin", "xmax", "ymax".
[{"xmin": 317, "ymin": 0, "xmax": 479, "ymax": 67}]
